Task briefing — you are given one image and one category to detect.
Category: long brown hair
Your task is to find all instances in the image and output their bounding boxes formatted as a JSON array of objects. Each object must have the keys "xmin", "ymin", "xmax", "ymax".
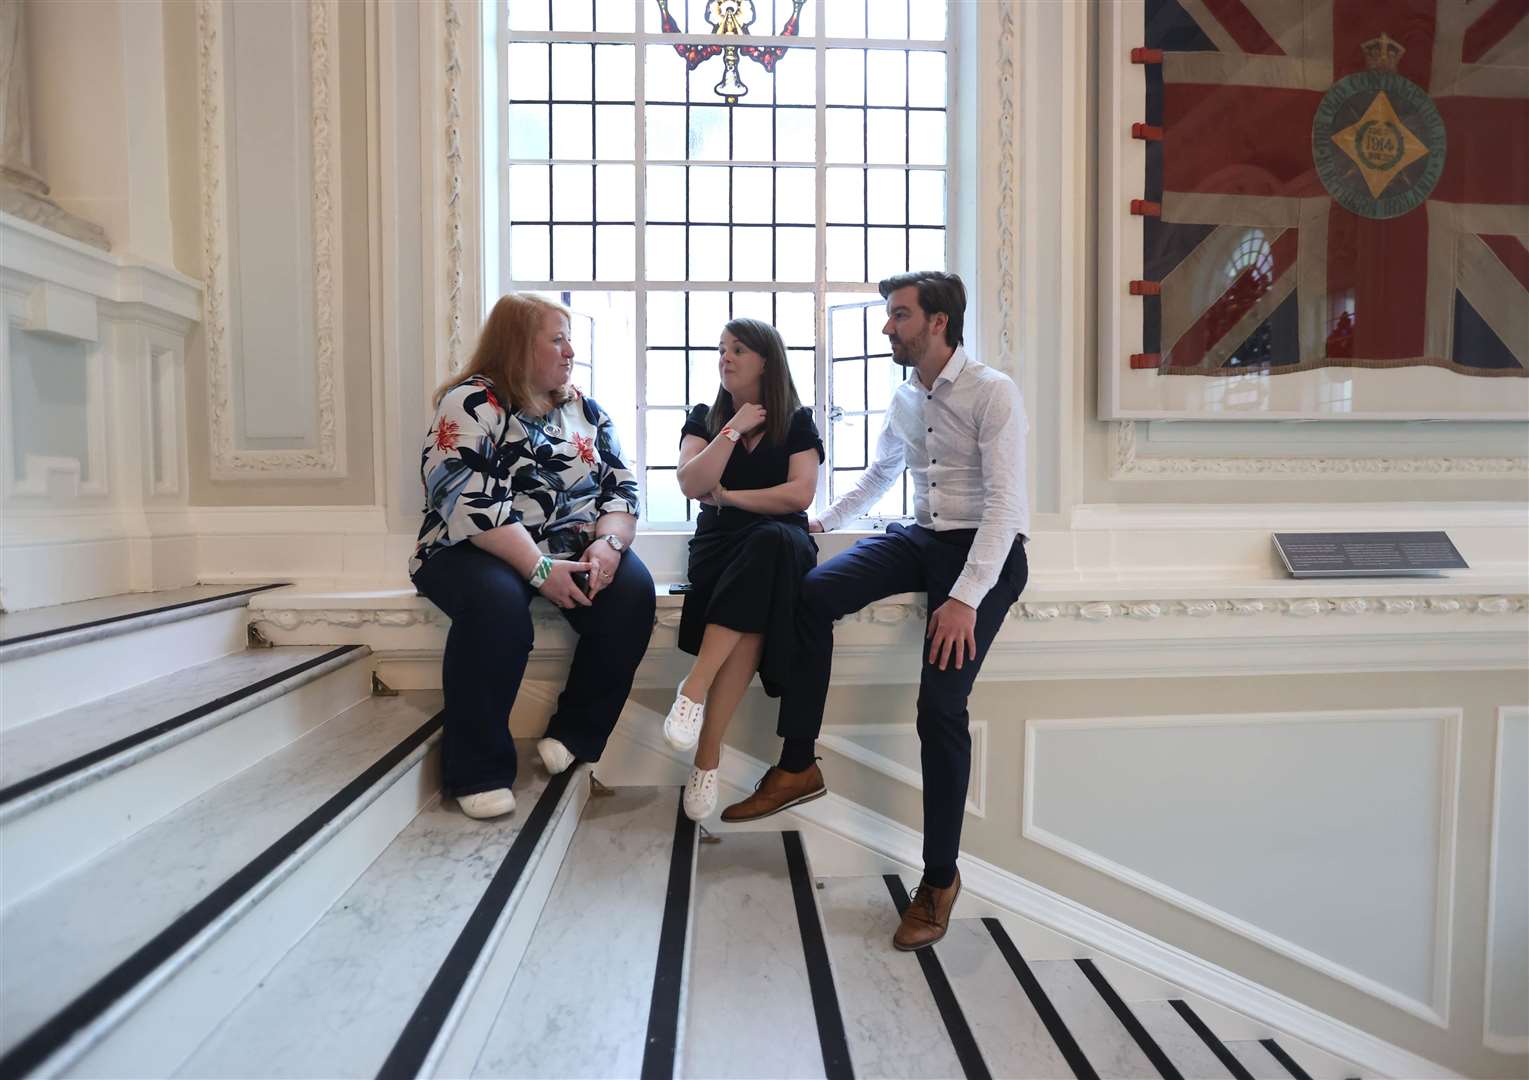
[
  {"xmin": 432, "ymin": 293, "xmax": 576, "ymax": 412},
  {"xmin": 707, "ymin": 317, "xmax": 802, "ymax": 447}
]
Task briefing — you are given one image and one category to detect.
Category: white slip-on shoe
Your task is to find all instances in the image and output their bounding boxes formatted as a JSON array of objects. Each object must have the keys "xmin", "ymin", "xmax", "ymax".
[
  {"xmin": 458, "ymin": 788, "xmax": 516, "ymax": 819},
  {"xmin": 683, "ymin": 766, "xmax": 719, "ymax": 821},
  {"xmin": 537, "ymin": 737, "xmax": 575, "ymax": 775},
  {"xmin": 662, "ymin": 692, "xmax": 705, "ymax": 751}
]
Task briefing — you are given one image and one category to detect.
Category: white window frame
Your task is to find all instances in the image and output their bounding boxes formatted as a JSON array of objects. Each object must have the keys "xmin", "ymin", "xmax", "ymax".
[{"xmin": 484, "ymin": 0, "xmax": 963, "ymax": 530}]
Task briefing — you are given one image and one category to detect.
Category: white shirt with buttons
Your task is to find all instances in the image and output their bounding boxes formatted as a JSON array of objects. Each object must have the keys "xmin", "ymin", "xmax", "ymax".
[{"xmin": 817, "ymin": 346, "xmax": 1030, "ymax": 611}]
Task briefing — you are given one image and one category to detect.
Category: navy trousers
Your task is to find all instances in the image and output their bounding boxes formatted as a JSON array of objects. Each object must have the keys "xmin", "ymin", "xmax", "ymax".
[
  {"xmin": 412, "ymin": 541, "xmax": 656, "ymax": 796},
  {"xmin": 778, "ymin": 523, "xmax": 1027, "ymax": 873}
]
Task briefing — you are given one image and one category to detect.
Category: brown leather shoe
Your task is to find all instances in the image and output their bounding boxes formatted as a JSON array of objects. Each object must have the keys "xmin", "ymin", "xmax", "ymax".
[
  {"xmin": 893, "ymin": 871, "xmax": 961, "ymax": 951},
  {"xmin": 719, "ymin": 764, "xmax": 827, "ymax": 822}
]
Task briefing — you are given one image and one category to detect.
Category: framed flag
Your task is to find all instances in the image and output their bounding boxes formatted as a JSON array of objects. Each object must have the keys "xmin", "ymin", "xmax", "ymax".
[{"xmin": 1099, "ymin": 0, "xmax": 1529, "ymax": 420}]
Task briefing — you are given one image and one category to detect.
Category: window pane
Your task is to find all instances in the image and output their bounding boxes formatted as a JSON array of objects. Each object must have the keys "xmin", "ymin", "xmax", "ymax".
[
  {"xmin": 594, "ymin": 0, "xmax": 636, "ymax": 33},
  {"xmin": 508, "ymin": 104, "xmax": 550, "ymax": 158},
  {"xmin": 563, "ymin": 290, "xmax": 637, "ymax": 439},
  {"xmin": 732, "ymin": 107, "xmax": 773, "ymax": 160},
  {"xmin": 596, "ymin": 225, "xmax": 635, "ymax": 279},
  {"xmin": 867, "ymin": 0, "xmax": 908, "ymax": 39},
  {"xmin": 689, "ymin": 166, "xmax": 729, "ymax": 224},
  {"xmin": 644, "ymin": 468, "xmax": 687, "ymax": 522},
  {"xmin": 552, "ymin": 225, "xmax": 594, "ymax": 280},
  {"xmin": 825, "ymin": 50, "xmax": 864, "ymax": 106},
  {"xmin": 866, "ymin": 110, "xmax": 907, "ymax": 164},
  {"xmin": 872, "ymin": 471, "xmax": 907, "ymax": 518},
  {"xmin": 866, "ymin": 168, "xmax": 906, "ymax": 224},
  {"xmin": 773, "ymin": 50, "xmax": 815, "ymax": 107},
  {"xmin": 645, "ymin": 409, "xmax": 682, "ymax": 467},
  {"xmin": 826, "ymin": 109, "xmax": 864, "ymax": 164},
  {"xmin": 868, "ymin": 352, "xmax": 903, "ymax": 411},
  {"xmin": 507, "ymin": 43, "xmax": 549, "ymax": 101},
  {"xmin": 826, "ymin": 167, "xmax": 865, "ymax": 223},
  {"xmin": 776, "ymin": 292, "xmax": 814, "ymax": 347},
  {"xmin": 908, "ymin": 52, "xmax": 946, "ymax": 107},
  {"xmin": 594, "ymin": 104, "xmax": 636, "ymax": 159},
  {"xmin": 551, "ymin": 43, "xmax": 593, "ymax": 100},
  {"xmin": 788, "ymin": 349, "xmax": 815, "ymax": 406},
  {"xmin": 908, "ymin": 170, "xmax": 946, "ymax": 226},
  {"xmin": 646, "ymin": 104, "xmax": 686, "ymax": 160},
  {"xmin": 688, "ymin": 224, "xmax": 730, "ymax": 281},
  {"xmin": 908, "ymin": 111, "xmax": 947, "ymax": 165},
  {"xmin": 834, "ymin": 358, "xmax": 867, "ymax": 411},
  {"xmin": 508, "ymin": 0, "xmax": 549, "ymax": 32},
  {"xmin": 833, "ymin": 412, "xmax": 866, "ymax": 469},
  {"xmin": 508, "ymin": 164, "xmax": 550, "ymax": 222},
  {"xmin": 909, "ymin": 2, "xmax": 948, "ymax": 41},
  {"xmin": 551, "ymin": 104, "xmax": 594, "ymax": 159},
  {"xmin": 865, "ymin": 51, "xmax": 905, "ymax": 107},
  {"xmin": 688, "ymin": 350, "xmax": 720, "ymax": 405},
  {"xmin": 775, "ymin": 108, "xmax": 815, "ymax": 162},
  {"xmin": 595, "ymin": 163, "xmax": 635, "ymax": 220},
  {"xmin": 775, "ymin": 168, "xmax": 814, "ymax": 224},
  {"xmin": 733, "ymin": 167, "xmax": 773, "ymax": 224},
  {"xmin": 646, "ymin": 350, "xmax": 686, "ymax": 406},
  {"xmin": 644, "ymin": 45, "xmax": 687, "ymax": 104},
  {"xmin": 646, "ymin": 164, "xmax": 686, "ymax": 221},
  {"xmin": 867, "ymin": 226, "xmax": 907, "ymax": 276},
  {"xmin": 775, "ymin": 227, "xmax": 814, "ymax": 282},
  {"xmin": 645, "ymin": 225, "xmax": 686, "ymax": 280},
  {"xmin": 509, "ymin": 224, "xmax": 550, "ymax": 280},
  {"xmin": 732, "ymin": 291, "xmax": 773, "ymax": 323},
  {"xmin": 831, "ymin": 304, "xmax": 865, "ymax": 358},
  {"xmin": 909, "ymin": 227, "xmax": 945, "ymax": 270},
  {"xmin": 647, "ymin": 291, "xmax": 686, "ymax": 345},
  {"xmin": 552, "ymin": 164, "xmax": 593, "ymax": 221},
  {"xmin": 552, "ymin": 0, "xmax": 594, "ymax": 32},
  {"xmin": 826, "ymin": 225, "xmax": 865, "ymax": 283},
  {"xmin": 731, "ymin": 225, "xmax": 772, "ymax": 281},
  {"xmin": 689, "ymin": 291, "xmax": 729, "ymax": 342},
  {"xmin": 688, "ymin": 105, "xmax": 729, "ymax": 161},
  {"xmin": 824, "ymin": 0, "xmax": 865, "ymax": 38}
]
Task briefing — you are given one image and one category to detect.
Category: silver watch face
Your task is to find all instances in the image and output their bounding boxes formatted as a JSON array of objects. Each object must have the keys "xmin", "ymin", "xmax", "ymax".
[{"xmin": 603, "ymin": 535, "xmax": 624, "ymax": 552}]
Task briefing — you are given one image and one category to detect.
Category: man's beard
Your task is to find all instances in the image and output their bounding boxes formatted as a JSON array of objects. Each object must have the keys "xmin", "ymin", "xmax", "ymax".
[{"xmin": 889, "ymin": 330, "xmax": 928, "ymax": 367}]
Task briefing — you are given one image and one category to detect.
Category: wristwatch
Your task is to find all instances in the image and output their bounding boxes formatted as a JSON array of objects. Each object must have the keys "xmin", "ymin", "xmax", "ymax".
[
  {"xmin": 720, "ymin": 426, "xmax": 742, "ymax": 444},
  {"xmin": 597, "ymin": 534, "xmax": 625, "ymax": 553}
]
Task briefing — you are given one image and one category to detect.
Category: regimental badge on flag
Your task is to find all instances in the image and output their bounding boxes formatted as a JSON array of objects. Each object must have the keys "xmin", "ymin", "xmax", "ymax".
[{"xmin": 1136, "ymin": 0, "xmax": 1528, "ymax": 380}]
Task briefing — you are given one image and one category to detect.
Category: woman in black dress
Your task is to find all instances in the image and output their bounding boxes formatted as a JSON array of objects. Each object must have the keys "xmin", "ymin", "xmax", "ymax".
[{"xmin": 665, "ymin": 318, "xmax": 823, "ymax": 820}]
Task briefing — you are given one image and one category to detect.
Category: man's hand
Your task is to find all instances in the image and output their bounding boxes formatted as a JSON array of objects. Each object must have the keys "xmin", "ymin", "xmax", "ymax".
[
  {"xmin": 926, "ymin": 597, "xmax": 978, "ymax": 671},
  {"xmin": 807, "ymin": 519, "xmax": 824, "ymax": 534},
  {"xmin": 579, "ymin": 540, "xmax": 622, "ymax": 600}
]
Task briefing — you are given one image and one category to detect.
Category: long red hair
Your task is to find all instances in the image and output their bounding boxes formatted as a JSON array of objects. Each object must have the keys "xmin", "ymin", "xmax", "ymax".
[{"xmin": 432, "ymin": 293, "xmax": 575, "ymax": 412}]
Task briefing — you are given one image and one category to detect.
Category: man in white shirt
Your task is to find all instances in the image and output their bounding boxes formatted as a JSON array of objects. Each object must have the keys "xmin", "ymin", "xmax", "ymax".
[{"xmin": 720, "ymin": 271, "xmax": 1030, "ymax": 951}]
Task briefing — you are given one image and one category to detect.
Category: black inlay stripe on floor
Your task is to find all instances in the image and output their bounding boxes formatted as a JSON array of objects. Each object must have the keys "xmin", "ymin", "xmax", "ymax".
[
  {"xmin": 1076, "ymin": 959, "xmax": 1183, "ymax": 1080},
  {"xmin": 1261, "ymin": 1038, "xmax": 1314, "ymax": 1080},
  {"xmin": 982, "ymin": 918, "xmax": 1099, "ymax": 1080},
  {"xmin": 0, "ymin": 710, "xmax": 444, "ymax": 1080},
  {"xmin": 884, "ymin": 875, "xmax": 992, "ymax": 1080},
  {"xmin": 782, "ymin": 831, "xmax": 853, "ymax": 1080},
  {"xmin": 0, "ymin": 583, "xmax": 290, "ymax": 649},
  {"xmin": 1169, "ymin": 999, "xmax": 1254, "ymax": 1080},
  {"xmin": 376, "ymin": 765, "xmax": 577, "ymax": 1080},
  {"xmin": 0, "ymin": 645, "xmax": 365, "ymax": 808},
  {"xmin": 639, "ymin": 793, "xmax": 697, "ymax": 1080}
]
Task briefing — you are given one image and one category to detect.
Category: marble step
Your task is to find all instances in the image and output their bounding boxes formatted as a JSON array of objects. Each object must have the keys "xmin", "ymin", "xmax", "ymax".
[
  {"xmin": 0, "ymin": 584, "xmax": 288, "ymax": 729},
  {"xmin": 0, "ymin": 691, "xmax": 443, "ymax": 1079},
  {"xmin": 460, "ymin": 786, "xmax": 696, "ymax": 1080},
  {"xmin": 1027, "ymin": 958, "xmax": 1172, "ymax": 1079},
  {"xmin": 1224, "ymin": 1039, "xmax": 1317, "ymax": 1080},
  {"xmin": 815, "ymin": 874, "xmax": 977, "ymax": 1079},
  {"xmin": 0, "ymin": 645, "xmax": 371, "ymax": 906},
  {"xmin": 176, "ymin": 746, "xmax": 585, "ymax": 1079},
  {"xmin": 681, "ymin": 829, "xmax": 851, "ymax": 1080}
]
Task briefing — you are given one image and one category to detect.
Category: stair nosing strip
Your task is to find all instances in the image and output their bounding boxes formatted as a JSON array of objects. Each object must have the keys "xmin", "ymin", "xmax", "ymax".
[
  {"xmin": 782, "ymin": 831, "xmax": 854, "ymax": 1080},
  {"xmin": 0, "ymin": 645, "xmax": 367, "ymax": 818},
  {"xmin": 1168, "ymin": 999, "xmax": 1256, "ymax": 1080},
  {"xmin": 639, "ymin": 792, "xmax": 697, "ymax": 1080},
  {"xmin": 1259, "ymin": 1038, "xmax": 1315, "ymax": 1080},
  {"xmin": 1076, "ymin": 957, "xmax": 1184, "ymax": 1080},
  {"xmin": 0, "ymin": 583, "xmax": 289, "ymax": 660},
  {"xmin": 375, "ymin": 765, "xmax": 580, "ymax": 1080},
  {"xmin": 884, "ymin": 875, "xmax": 992, "ymax": 1080},
  {"xmin": 0, "ymin": 706, "xmax": 445, "ymax": 1079},
  {"xmin": 981, "ymin": 917, "xmax": 1100, "ymax": 1080}
]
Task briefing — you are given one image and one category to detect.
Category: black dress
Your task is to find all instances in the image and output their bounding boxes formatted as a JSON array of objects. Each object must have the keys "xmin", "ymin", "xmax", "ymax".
[{"xmin": 677, "ymin": 403, "xmax": 824, "ymax": 697}]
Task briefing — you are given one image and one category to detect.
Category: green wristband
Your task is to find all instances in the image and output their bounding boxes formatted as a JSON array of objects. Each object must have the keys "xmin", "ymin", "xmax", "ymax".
[{"xmin": 528, "ymin": 555, "xmax": 553, "ymax": 590}]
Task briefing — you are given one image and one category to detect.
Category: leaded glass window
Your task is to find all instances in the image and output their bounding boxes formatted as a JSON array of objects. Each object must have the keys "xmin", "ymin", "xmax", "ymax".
[{"xmin": 498, "ymin": 0, "xmax": 953, "ymax": 524}]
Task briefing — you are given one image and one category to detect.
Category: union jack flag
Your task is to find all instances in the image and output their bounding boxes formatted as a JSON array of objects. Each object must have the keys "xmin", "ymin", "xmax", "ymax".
[{"xmin": 1137, "ymin": 0, "xmax": 1528, "ymax": 378}]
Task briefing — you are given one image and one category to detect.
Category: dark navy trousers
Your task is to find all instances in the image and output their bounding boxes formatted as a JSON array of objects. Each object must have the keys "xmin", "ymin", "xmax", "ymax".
[
  {"xmin": 412, "ymin": 541, "xmax": 656, "ymax": 796},
  {"xmin": 778, "ymin": 523, "xmax": 1027, "ymax": 873}
]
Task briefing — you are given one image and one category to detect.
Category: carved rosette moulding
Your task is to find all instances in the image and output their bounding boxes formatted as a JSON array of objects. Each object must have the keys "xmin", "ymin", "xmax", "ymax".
[
  {"xmin": 995, "ymin": 5, "xmax": 1016, "ymax": 365},
  {"xmin": 443, "ymin": 0, "xmax": 467, "ymax": 374},
  {"xmin": 198, "ymin": 0, "xmax": 345, "ymax": 478}
]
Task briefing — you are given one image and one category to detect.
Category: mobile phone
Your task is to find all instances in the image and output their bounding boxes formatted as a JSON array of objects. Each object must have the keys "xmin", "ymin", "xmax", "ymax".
[
  {"xmin": 572, "ymin": 571, "xmax": 592, "ymax": 596},
  {"xmin": 668, "ymin": 582, "xmax": 692, "ymax": 594}
]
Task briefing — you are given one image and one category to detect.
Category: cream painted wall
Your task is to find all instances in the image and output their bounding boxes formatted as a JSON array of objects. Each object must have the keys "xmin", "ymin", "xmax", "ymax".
[{"xmin": 636, "ymin": 667, "xmax": 1528, "ymax": 1079}]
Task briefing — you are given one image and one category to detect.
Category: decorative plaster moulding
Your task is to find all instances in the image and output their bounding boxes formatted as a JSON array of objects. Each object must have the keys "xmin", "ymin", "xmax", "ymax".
[
  {"xmin": 995, "ymin": 4, "xmax": 1016, "ymax": 363},
  {"xmin": 197, "ymin": 0, "xmax": 346, "ymax": 479},
  {"xmin": 1112, "ymin": 421, "xmax": 1529, "ymax": 478},
  {"xmin": 443, "ymin": 0, "xmax": 467, "ymax": 375}
]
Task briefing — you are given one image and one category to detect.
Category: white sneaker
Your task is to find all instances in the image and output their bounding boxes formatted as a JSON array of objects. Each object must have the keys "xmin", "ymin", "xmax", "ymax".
[
  {"xmin": 683, "ymin": 766, "xmax": 719, "ymax": 821},
  {"xmin": 458, "ymin": 788, "xmax": 516, "ymax": 819},
  {"xmin": 663, "ymin": 692, "xmax": 705, "ymax": 751},
  {"xmin": 537, "ymin": 737, "xmax": 575, "ymax": 775}
]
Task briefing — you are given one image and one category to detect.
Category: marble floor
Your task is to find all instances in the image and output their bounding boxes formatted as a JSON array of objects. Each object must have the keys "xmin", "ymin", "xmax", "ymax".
[
  {"xmin": 0, "ymin": 583, "xmax": 284, "ymax": 652},
  {"xmin": 1028, "ymin": 958, "xmax": 1161, "ymax": 1079}
]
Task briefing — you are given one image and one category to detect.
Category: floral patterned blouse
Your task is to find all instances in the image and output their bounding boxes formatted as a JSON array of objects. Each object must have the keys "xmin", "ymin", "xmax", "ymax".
[{"xmin": 410, "ymin": 375, "xmax": 640, "ymax": 576}]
